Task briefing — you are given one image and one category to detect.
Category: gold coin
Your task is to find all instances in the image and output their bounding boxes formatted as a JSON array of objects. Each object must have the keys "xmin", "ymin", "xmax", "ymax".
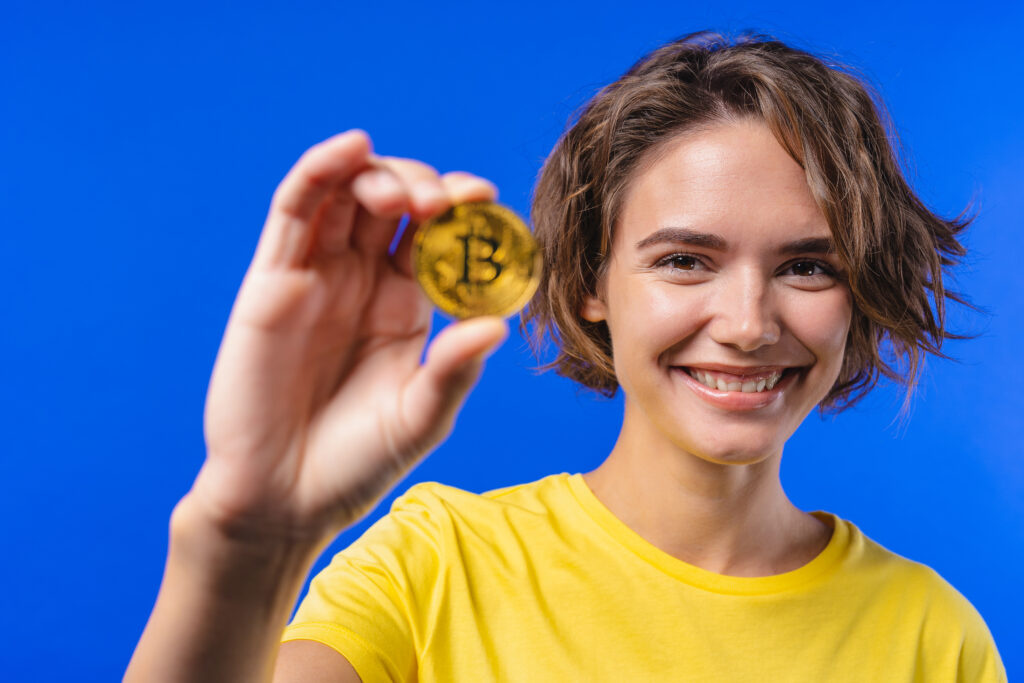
[{"xmin": 413, "ymin": 201, "xmax": 541, "ymax": 319}]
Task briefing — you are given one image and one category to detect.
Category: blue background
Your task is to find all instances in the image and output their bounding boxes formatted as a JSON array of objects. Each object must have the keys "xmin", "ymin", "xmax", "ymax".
[{"xmin": 2, "ymin": 1, "xmax": 1021, "ymax": 680}]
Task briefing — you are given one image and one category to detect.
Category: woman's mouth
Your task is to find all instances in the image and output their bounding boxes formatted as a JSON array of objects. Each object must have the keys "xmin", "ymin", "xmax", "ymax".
[
  {"xmin": 686, "ymin": 367, "xmax": 785, "ymax": 393},
  {"xmin": 672, "ymin": 366, "xmax": 802, "ymax": 410}
]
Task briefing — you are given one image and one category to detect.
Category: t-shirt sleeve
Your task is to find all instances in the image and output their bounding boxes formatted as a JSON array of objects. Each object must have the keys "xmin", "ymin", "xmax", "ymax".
[
  {"xmin": 281, "ymin": 484, "xmax": 444, "ymax": 682},
  {"xmin": 950, "ymin": 594, "xmax": 1007, "ymax": 683},
  {"xmin": 918, "ymin": 566, "xmax": 1007, "ymax": 683}
]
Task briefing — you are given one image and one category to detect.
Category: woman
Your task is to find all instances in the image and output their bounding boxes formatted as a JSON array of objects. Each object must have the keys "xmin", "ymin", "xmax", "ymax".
[{"xmin": 127, "ymin": 32, "xmax": 1006, "ymax": 681}]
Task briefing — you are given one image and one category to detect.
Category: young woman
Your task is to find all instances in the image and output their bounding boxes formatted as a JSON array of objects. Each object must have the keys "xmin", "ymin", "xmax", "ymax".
[{"xmin": 126, "ymin": 32, "xmax": 1006, "ymax": 681}]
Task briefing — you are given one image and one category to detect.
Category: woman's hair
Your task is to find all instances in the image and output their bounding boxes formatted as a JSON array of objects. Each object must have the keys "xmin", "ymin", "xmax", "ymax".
[{"xmin": 524, "ymin": 30, "xmax": 974, "ymax": 414}]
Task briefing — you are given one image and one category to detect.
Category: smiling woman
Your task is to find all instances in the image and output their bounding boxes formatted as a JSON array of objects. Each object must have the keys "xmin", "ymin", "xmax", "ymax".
[
  {"xmin": 126, "ymin": 30, "xmax": 1006, "ymax": 683},
  {"xmin": 577, "ymin": 122, "xmax": 854, "ymax": 461},
  {"xmin": 528, "ymin": 34, "xmax": 971, "ymax": 418}
]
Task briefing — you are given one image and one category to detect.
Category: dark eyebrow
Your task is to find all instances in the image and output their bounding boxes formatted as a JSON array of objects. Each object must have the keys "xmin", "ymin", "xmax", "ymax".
[
  {"xmin": 634, "ymin": 227, "xmax": 835, "ymax": 255},
  {"xmin": 635, "ymin": 227, "xmax": 726, "ymax": 251}
]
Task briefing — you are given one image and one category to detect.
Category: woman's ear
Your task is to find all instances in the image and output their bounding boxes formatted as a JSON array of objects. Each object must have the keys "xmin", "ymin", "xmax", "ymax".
[{"xmin": 581, "ymin": 295, "xmax": 607, "ymax": 323}]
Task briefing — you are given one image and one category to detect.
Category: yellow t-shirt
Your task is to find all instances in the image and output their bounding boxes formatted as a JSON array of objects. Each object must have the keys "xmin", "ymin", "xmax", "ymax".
[{"xmin": 282, "ymin": 473, "xmax": 1006, "ymax": 682}]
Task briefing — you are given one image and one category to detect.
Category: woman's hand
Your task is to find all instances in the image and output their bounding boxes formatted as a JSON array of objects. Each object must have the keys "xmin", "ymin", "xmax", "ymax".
[{"xmin": 189, "ymin": 129, "xmax": 507, "ymax": 544}]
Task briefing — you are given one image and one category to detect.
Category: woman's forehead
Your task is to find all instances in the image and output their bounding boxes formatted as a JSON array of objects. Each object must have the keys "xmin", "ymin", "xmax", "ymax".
[{"xmin": 617, "ymin": 121, "xmax": 829, "ymax": 247}]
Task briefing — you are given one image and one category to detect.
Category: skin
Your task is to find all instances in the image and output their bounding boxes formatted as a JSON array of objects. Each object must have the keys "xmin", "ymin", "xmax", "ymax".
[
  {"xmin": 126, "ymin": 119, "xmax": 854, "ymax": 682},
  {"xmin": 125, "ymin": 130, "xmax": 505, "ymax": 683},
  {"xmin": 581, "ymin": 119, "xmax": 852, "ymax": 576}
]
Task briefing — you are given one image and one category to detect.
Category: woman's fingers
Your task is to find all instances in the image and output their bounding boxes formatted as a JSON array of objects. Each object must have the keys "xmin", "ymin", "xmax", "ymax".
[
  {"xmin": 254, "ymin": 130, "xmax": 372, "ymax": 269},
  {"xmin": 375, "ymin": 157, "xmax": 450, "ymax": 219},
  {"xmin": 254, "ymin": 130, "xmax": 502, "ymax": 271},
  {"xmin": 348, "ymin": 166, "xmax": 411, "ymax": 218},
  {"xmin": 439, "ymin": 171, "xmax": 499, "ymax": 204},
  {"xmin": 346, "ymin": 167, "xmax": 414, "ymax": 256},
  {"xmin": 348, "ymin": 158, "xmax": 498, "ymax": 259},
  {"xmin": 391, "ymin": 171, "xmax": 499, "ymax": 277},
  {"xmin": 348, "ymin": 157, "xmax": 447, "ymax": 255},
  {"xmin": 399, "ymin": 316, "xmax": 509, "ymax": 451},
  {"xmin": 314, "ymin": 168, "xmax": 406, "ymax": 257}
]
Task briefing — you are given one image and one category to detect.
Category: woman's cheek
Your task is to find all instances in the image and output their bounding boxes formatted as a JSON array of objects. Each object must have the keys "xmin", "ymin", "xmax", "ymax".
[
  {"xmin": 817, "ymin": 289, "xmax": 853, "ymax": 353},
  {"xmin": 604, "ymin": 280, "xmax": 690, "ymax": 391},
  {"xmin": 640, "ymin": 283, "xmax": 705, "ymax": 347},
  {"xmin": 791, "ymin": 288, "xmax": 852, "ymax": 372}
]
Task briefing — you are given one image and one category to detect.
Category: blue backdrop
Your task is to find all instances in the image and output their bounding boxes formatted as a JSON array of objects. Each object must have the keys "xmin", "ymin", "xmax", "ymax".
[{"xmin": 2, "ymin": 2, "xmax": 1021, "ymax": 680}]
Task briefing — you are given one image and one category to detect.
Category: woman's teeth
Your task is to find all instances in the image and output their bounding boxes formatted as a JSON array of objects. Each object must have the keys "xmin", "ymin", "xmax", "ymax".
[{"xmin": 686, "ymin": 368, "xmax": 784, "ymax": 393}]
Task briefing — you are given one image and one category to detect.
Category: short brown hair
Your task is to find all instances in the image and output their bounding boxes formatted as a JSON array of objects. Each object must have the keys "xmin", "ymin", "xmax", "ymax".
[{"xmin": 524, "ymin": 30, "xmax": 974, "ymax": 414}]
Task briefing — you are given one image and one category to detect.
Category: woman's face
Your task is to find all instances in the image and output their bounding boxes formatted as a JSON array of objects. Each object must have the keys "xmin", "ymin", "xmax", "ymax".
[{"xmin": 583, "ymin": 120, "xmax": 852, "ymax": 464}]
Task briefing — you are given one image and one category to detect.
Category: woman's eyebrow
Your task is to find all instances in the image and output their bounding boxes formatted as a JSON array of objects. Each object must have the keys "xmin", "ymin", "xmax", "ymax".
[
  {"xmin": 635, "ymin": 227, "xmax": 726, "ymax": 250},
  {"xmin": 779, "ymin": 236, "xmax": 836, "ymax": 255},
  {"xmin": 634, "ymin": 227, "xmax": 835, "ymax": 255}
]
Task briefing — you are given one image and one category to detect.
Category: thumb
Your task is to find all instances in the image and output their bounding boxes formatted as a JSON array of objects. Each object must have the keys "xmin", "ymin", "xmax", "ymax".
[{"xmin": 399, "ymin": 316, "xmax": 508, "ymax": 451}]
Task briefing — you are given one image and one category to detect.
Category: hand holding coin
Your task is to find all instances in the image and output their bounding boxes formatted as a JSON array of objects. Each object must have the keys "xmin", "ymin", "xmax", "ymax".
[{"xmin": 191, "ymin": 130, "xmax": 509, "ymax": 543}]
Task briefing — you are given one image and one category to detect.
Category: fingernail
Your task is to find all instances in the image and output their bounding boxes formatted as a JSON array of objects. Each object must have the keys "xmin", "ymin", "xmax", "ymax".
[
  {"xmin": 371, "ymin": 170, "xmax": 404, "ymax": 195},
  {"xmin": 412, "ymin": 180, "xmax": 447, "ymax": 203}
]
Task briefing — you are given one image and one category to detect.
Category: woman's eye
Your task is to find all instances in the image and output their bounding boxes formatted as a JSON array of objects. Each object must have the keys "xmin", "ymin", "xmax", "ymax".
[
  {"xmin": 786, "ymin": 260, "xmax": 833, "ymax": 278},
  {"xmin": 652, "ymin": 255, "xmax": 838, "ymax": 281},
  {"xmin": 658, "ymin": 254, "xmax": 703, "ymax": 271}
]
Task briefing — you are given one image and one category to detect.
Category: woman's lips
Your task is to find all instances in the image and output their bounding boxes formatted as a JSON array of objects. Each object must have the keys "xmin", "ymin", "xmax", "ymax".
[{"xmin": 673, "ymin": 366, "xmax": 800, "ymax": 411}]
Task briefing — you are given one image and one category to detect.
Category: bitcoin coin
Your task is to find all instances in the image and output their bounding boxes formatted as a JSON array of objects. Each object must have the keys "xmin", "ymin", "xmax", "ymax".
[{"xmin": 413, "ymin": 201, "xmax": 541, "ymax": 319}]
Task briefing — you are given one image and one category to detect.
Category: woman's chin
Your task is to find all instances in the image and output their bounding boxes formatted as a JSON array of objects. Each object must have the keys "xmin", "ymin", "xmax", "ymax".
[{"xmin": 663, "ymin": 428, "xmax": 787, "ymax": 467}]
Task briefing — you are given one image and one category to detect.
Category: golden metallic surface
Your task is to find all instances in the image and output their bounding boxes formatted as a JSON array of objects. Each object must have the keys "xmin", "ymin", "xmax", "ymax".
[{"xmin": 413, "ymin": 201, "xmax": 541, "ymax": 319}]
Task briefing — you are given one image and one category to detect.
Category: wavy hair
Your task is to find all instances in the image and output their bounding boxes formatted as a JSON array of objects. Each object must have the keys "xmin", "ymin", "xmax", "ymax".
[{"xmin": 523, "ymin": 31, "xmax": 975, "ymax": 414}]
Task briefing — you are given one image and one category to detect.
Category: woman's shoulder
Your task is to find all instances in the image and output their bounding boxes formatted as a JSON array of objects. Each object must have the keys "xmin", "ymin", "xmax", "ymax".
[
  {"xmin": 840, "ymin": 517, "xmax": 1000, "ymax": 653},
  {"xmin": 842, "ymin": 518, "xmax": 977, "ymax": 601},
  {"xmin": 391, "ymin": 472, "xmax": 575, "ymax": 515}
]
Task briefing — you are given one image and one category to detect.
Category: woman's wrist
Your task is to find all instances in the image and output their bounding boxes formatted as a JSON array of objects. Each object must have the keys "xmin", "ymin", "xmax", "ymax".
[
  {"xmin": 125, "ymin": 494, "xmax": 332, "ymax": 683},
  {"xmin": 168, "ymin": 492, "xmax": 328, "ymax": 595}
]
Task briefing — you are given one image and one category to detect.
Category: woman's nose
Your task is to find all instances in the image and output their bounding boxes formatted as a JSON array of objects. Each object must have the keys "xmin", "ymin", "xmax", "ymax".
[{"xmin": 707, "ymin": 273, "xmax": 782, "ymax": 352}]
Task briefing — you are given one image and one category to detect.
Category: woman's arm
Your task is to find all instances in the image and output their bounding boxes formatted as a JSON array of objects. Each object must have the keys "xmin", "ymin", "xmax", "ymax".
[
  {"xmin": 275, "ymin": 641, "xmax": 361, "ymax": 682},
  {"xmin": 125, "ymin": 130, "xmax": 505, "ymax": 682},
  {"xmin": 126, "ymin": 495, "xmax": 326, "ymax": 683}
]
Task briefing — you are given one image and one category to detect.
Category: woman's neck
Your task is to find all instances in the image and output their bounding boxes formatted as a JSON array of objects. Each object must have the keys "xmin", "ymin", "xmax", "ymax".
[{"xmin": 582, "ymin": 406, "xmax": 831, "ymax": 577}]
